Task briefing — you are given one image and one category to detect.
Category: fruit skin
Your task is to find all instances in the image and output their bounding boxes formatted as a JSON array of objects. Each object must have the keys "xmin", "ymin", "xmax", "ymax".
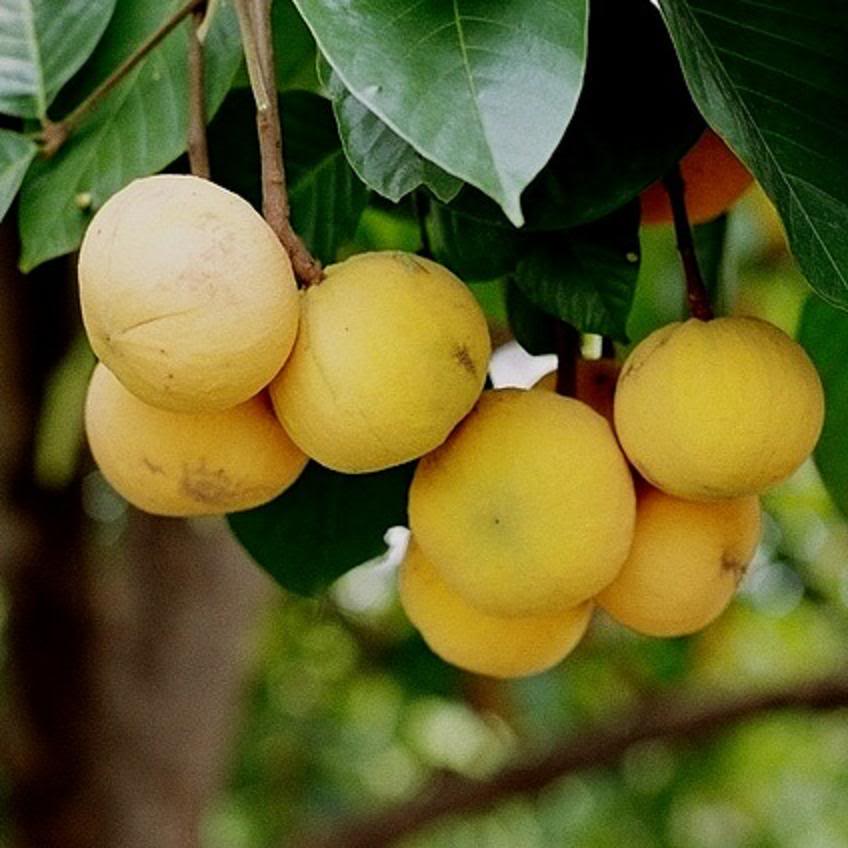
[
  {"xmin": 399, "ymin": 540, "xmax": 592, "ymax": 678},
  {"xmin": 270, "ymin": 251, "xmax": 491, "ymax": 473},
  {"xmin": 614, "ymin": 316, "xmax": 824, "ymax": 500},
  {"xmin": 79, "ymin": 175, "xmax": 298, "ymax": 413},
  {"xmin": 85, "ymin": 363, "xmax": 307, "ymax": 517},
  {"xmin": 597, "ymin": 486, "xmax": 761, "ymax": 637},
  {"xmin": 408, "ymin": 388, "xmax": 636, "ymax": 617},
  {"xmin": 640, "ymin": 130, "xmax": 753, "ymax": 225}
]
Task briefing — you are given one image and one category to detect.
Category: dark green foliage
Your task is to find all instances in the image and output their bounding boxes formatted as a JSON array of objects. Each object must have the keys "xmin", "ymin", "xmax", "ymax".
[
  {"xmin": 662, "ymin": 0, "xmax": 848, "ymax": 307},
  {"xmin": 450, "ymin": 0, "xmax": 705, "ymax": 230},
  {"xmin": 798, "ymin": 296, "xmax": 848, "ymax": 517},
  {"xmin": 208, "ymin": 89, "xmax": 369, "ymax": 264},
  {"xmin": 228, "ymin": 461, "xmax": 415, "ymax": 596},
  {"xmin": 514, "ymin": 205, "xmax": 641, "ymax": 342}
]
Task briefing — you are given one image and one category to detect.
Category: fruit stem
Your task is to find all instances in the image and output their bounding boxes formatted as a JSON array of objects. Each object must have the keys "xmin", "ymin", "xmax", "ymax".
[
  {"xmin": 554, "ymin": 321, "xmax": 580, "ymax": 397},
  {"xmin": 663, "ymin": 165, "xmax": 714, "ymax": 321},
  {"xmin": 235, "ymin": 0, "xmax": 324, "ymax": 286},
  {"xmin": 38, "ymin": 0, "xmax": 207, "ymax": 159},
  {"xmin": 187, "ymin": 5, "xmax": 210, "ymax": 179}
]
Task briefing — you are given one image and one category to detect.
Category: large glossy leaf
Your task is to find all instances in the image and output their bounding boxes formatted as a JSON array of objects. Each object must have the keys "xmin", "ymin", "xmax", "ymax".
[
  {"xmin": 798, "ymin": 296, "xmax": 848, "ymax": 517},
  {"xmin": 451, "ymin": 0, "xmax": 704, "ymax": 231},
  {"xmin": 209, "ymin": 89, "xmax": 369, "ymax": 264},
  {"xmin": 0, "ymin": 130, "xmax": 36, "ymax": 221},
  {"xmin": 514, "ymin": 205, "xmax": 641, "ymax": 342},
  {"xmin": 0, "ymin": 0, "xmax": 117, "ymax": 119},
  {"xmin": 228, "ymin": 461, "xmax": 415, "ymax": 596},
  {"xmin": 17, "ymin": 0, "xmax": 242, "ymax": 272},
  {"xmin": 292, "ymin": 0, "xmax": 588, "ymax": 225},
  {"xmin": 318, "ymin": 57, "xmax": 462, "ymax": 205},
  {"xmin": 661, "ymin": 0, "xmax": 848, "ymax": 308}
]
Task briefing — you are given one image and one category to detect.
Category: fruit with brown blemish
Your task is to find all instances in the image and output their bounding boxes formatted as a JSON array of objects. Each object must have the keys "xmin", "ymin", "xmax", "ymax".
[
  {"xmin": 270, "ymin": 251, "xmax": 491, "ymax": 473},
  {"xmin": 85, "ymin": 363, "xmax": 307, "ymax": 516},
  {"xmin": 596, "ymin": 485, "xmax": 762, "ymax": 637}
]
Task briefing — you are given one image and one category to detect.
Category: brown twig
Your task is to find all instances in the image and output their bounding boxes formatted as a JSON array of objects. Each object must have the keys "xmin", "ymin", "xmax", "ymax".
[
  {"xmin": 554, "ymin": 320, "xmax": 580, "ymax": 397},
  {"xmin": 663, "ymin": 165, "xmax": 714, "ymax": 321},
  {"xmin": 289, "ymin": 676, "xmax": 848, "ymax": 848},
  {"xmin": 39, "ymin": 0, "xmax": 206, "ymax": 158},
  {"xmin": 186, "ymin": 6, "xmax": 210, "ymax": 178},
  {"xmin": 235, "ymin": 0, "xmax": 323, "ymax": 285}
]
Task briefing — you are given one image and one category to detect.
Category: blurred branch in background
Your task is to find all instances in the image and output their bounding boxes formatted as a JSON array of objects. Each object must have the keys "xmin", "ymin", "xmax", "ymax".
[{"xmin": 291, "ymin": 675, "xmax": 848, "ymax": 848}]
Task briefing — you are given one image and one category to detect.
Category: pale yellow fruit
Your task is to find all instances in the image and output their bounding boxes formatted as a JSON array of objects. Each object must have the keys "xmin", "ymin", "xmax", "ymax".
[
  {"xmin": 79, "ymin": 175, "xmax": 298, "ymax": 412},
  {"xmin": 270, "ymin": 251, "xmax": 491, "ymax": 473},
  {"xmin": 409, "ymin": 388, "xmax": 636, "ymax": 617},
  {"xmin": 399, "ymin": 540, "xmax": 592, "ymax": 678},
  {"xmin": 85, "ymin": 363, "xmax": 307, "ymax": 516},
  {"xmin": 614, "ymin": 317, "xmax": 824, "ymax": 500},
  {"xmin": 597, "ymin": 486, "xmax": 761, "ymax": 637}
]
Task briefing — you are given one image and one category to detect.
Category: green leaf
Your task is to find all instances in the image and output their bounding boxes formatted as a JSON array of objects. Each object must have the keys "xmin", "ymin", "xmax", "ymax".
[
  {"xmin": 798, "ymin": 296, "xmax": 848, "ymax": 517},
  {"xmin": 17, "ymin": 0, "xmax": 242, "ymax": 272},
  {"xmin": 451, "ymin": 0, "xmax": 704, "ymax": 230},
  {"xmin": 506, "ymin": 280, "xmax": 557, "ymax": 356},
  {"xmin": 318, "ymin": 57, "xmax": 462, "ymax": 204},
  {"xmin": 228, "ymin": 461, "xmax": 415, "ymax": 596},
  {"xmin": 661, "ymin": 0, "xmax": 848, "ymax": 308},
  {"xmin": 514, "ymin": 205, "xmax": 641, "ymax": 342},
  {"xmin": 427, "ymin": 202, "xmax": 521, "ymax": 282},
  {"xmin": 209, "ymin": 89, "xmax": 369, "ymax": 265},
  {"xmin": 272, "ymin": 0, "xmax": 318, "ymax": 91},
  {"xmin": 0, "ymin": 130, "xmax": 36, "ymax": 221},
  {"xmin": 284, "ymin": 90, "xmax": 371, "ymax": 264},
  {"xmin": 0, "ymin": 0, "xmax": 117, "ymax": 119},
  {"xmin": 693, "ymin": 214, "xmax": 728, "ymax": 304},
  {"xmin": 292, "ymin": 0, "xmax": 588, "ymax": 225}
]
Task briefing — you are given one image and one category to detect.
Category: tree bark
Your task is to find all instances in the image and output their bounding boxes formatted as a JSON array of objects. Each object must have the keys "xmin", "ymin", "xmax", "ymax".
[{"xmin": 0, "ymin": 221, "xmax": 271, "ymax": 848}]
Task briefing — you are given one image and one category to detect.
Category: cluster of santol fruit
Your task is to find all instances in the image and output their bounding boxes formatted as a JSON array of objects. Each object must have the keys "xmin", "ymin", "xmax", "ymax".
[{"xmin": 79, "ymin": 169, "xmax": 824, "ymax": 681}]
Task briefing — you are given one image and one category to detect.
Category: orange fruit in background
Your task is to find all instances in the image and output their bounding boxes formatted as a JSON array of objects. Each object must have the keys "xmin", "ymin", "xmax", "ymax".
[{"xmin": 640, "ymin": 130, "xmax": 754, "ymax": 225}]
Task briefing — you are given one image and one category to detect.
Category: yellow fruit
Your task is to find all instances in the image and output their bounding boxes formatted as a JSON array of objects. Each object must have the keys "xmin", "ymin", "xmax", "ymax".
[
  {"xmin": 614, "ymin": 317, "xmax": 824, "ymax": 500},
  {"xmin": 597, "ymin": 486, "xmax": 761, "ymax": 637},
  {"xmin": 409, "ymin": 388, "xmax": 636, "ymax": 617},
  {"xmin": 640, "ymin": 130, "xmax": 753, "ymax": 226},
  {"xmin": 399, "ymin": 540, "xmax": 592, "ymax": 678},
  {"xmin": 270, "ymin": 251, "xmax": 491, "ymax": 473},
  {"xmin": 79, "ymin": 175, "xmax": 298, "ymax": 412},
  {"xmin": 533, "ymin": 358, "xmax": 620, "ymax": 424},
  {"xmin": 85, "ymin": 363, "xmax": 307, "ymax": 516}
]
